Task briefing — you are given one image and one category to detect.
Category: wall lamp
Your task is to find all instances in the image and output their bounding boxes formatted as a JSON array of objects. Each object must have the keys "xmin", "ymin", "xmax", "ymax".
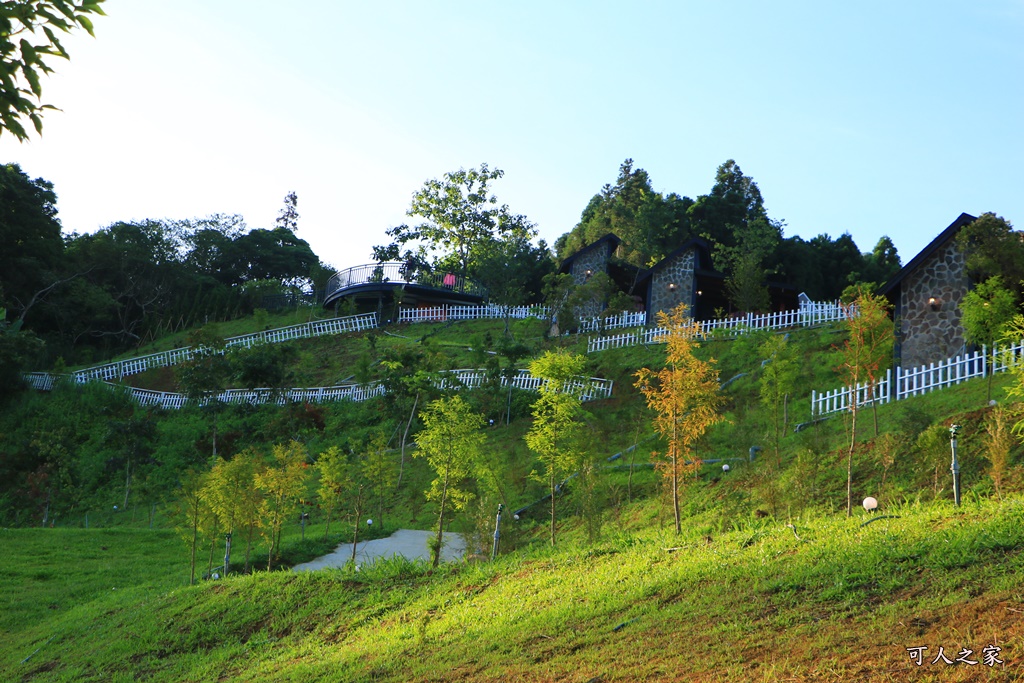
[
  {"xmin": 667, "ymin": 282, "xmax": 677, "ymax": 292},
  {"xmin": 584, "ymin": 269, "xmax": 593, "ymax": 279},
  {"xmin": 928, "ymin": 297, "xmax": 940, "ymax": 311}
]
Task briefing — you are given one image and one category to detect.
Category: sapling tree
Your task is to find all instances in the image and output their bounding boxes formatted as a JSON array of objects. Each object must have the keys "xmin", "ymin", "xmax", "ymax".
[
  {"xmin": 253, "ymin": 441, "xmax": 309, "ymax": 570},
  {"xmin": 635, "ymin": 304, "xmax": 724, "ymax": 534},
  {"xmin": 176, "ymin": 326, "xmax": 232, "ymax": 459},
  {"xmin": 172, "ymin": 467, "xmax": 212, "ymax": 586},
  {"xmin": 835, "ymin": 286, "xmax": 893, "ymax": 516},
  {"xmin": 362, "ymin": 432, "xmax": 397, "ymax": 532},
  {"xmin": 758, "ymin": 334, "xmax": 798, "ymax": 467},
  {"xmin": 315, "ymin": 445, "xmax": 350, "ymax": 540},
  {"xmin": 525, "ymin": 350, "xmax": 591, "ymax": 545},
  {"xmin": 959, "ymin": 275, "xmax": 1017, "ymax": 401},
  {"xmin": 204, "ymin": 450, "xmax": 263, "ymax": 574},
  {"xmin": 415, "ymin": 395, "xmax": 485, "ymax": 568}
]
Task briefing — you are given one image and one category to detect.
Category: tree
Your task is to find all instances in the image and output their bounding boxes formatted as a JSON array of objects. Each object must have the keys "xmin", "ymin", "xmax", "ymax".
[
  {"xmin": 956, "ymin": 213, "xmax": 1024, "ymax": 301},
  {"xmin": 688, "ymin": 159, "xmax": 767, "ymax": 260},
  {"xmin": 0, "ymin": 163, "xmax": 65, "ymax": 324},
  {"xmin": 725, "ymin": 253, "xmax": 771, "ymax": 313},
  {"xmin": 275, "ymin": 191, "xmax": 299, "ymax": 233},
  {"xmin": 835, "ymin": 286, "xmax": 893, "ymax": 516},
  {"xmin": 172, "ymin": 467, "xmax": 211, "ymax": 586},
  {"xmin": 758, "ymin": 334, "xmax": 799, "ymax": 467},
  {"xmin": 229, "ymin": 341, "xmax": 295, "ymax": 397},
  {"xmin": 860, "ymin": 236, "xmax": 901, "ymax": 288},
  {"xmin": 635, "ymin": 305, "xmax": 724, "ymax": 534},
  {"xmin": 377, "ymin": 164, "xmax": 528, "ymax": 279},
  {"xmin": 415, "ymin": 395, "xmax": 484, "ymax": 568},
  {"xmin": 253, "ymin": 441, "xmax": 309, "ymax": 570},
  {"xmin": 0, "ymin": 1, "xmax": 105, "ymax": 140},
  {"xmin": 175, "ymin": 326, "xmax": 232, "ymax": 459},
  {"xmin": 204, "ymin": 451, "xmax": 263, "ymax": 574},
  {"xmin": 960, "ymin": 275, "xmax": 1017, "ymax": 401},
  {"xmin": 558, "ymin": 159, "xmax": 694, "ymax": 269},
  {"xmin": 361, "ymin": 432, "xmax": 397, "ymax": 532},
  {"xmin": 983, "ymin": 407, "xmax": 1013, "ymax": 500},
  {"xmin": 315, "ymin": 445, "xmax": 351, "ymax": 541},
  {"xmin": 524, "ymin": 350, "xmax": 591, "ymax": 545}
]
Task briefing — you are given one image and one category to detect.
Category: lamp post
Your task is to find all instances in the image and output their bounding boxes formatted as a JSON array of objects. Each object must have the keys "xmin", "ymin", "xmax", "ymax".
[{"xmin": 949, "ymin": 424, "xmax": 961, "ymax": 506}]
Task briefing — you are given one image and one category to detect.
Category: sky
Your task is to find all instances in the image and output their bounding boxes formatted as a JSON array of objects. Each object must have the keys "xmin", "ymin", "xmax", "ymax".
[{"xmin": 2, "ymin": 1, "xmax": 1023, "ymax": 272}]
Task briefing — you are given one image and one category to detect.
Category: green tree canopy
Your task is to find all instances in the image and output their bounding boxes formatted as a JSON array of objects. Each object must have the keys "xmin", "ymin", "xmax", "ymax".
[
  {"xmin": 0, "ymin": 1, "xmax": 105, "ymax": 140},
  {"xmin": 376, "ymin": 164, "xmax": 534, "ymax": 280}
]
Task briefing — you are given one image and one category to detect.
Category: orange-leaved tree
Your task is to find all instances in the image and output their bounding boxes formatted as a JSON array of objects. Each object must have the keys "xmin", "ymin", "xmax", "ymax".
[{"xmin": 635, "ymin": 304, "xmax": 724, "ymax": 535}]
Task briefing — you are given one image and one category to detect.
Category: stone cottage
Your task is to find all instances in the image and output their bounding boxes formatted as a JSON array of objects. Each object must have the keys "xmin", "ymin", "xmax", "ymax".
[
  {"xmin": 636, "ymin": 238, "xmax": 728, "ymax": 323},
  {"xmin": 557, "ymin": 233, "xmax": 622, "ymax": 318},
  {"xmin": 558, "ymin": 233, "xmax": 621, "ymax": 285},
  {"xmin": 879, "ymin": 212, "xmax": 977, "ymax": 368}
]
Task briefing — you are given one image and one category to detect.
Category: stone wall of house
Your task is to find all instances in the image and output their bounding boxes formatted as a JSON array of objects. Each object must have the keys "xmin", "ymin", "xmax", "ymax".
[
  {"xmin": 648, "ymin": 249, "xmax": 695, "ymax": 324},
  {"xmin": 570, "ymin": 242, "xmax": 612, "ymax": 285},
  {"xmin": 898, "ymin": 239, "xmax": 968, "ymax": 368},
  {"xmin": 569, "ymin": 242, "xmax": 613, "ymax": 319}
]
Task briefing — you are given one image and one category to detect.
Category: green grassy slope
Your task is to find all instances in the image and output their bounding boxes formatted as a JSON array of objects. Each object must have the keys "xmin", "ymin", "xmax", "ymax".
[
  {"xmin": 6, "ymin": 311, "xmax": 1024, "ymax": 681},
  {"xmin": 3, "ymin": 498, "xmax": 1022, "ymax": 682}
]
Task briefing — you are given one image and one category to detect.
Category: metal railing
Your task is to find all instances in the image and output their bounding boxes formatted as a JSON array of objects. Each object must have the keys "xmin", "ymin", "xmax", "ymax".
[
  {"xmin": 325, "ymin": 262, "xmax": 487, "ymax": 302},
  {"xmin": 50, "ymin": 313, "xmax": 378, "ymax": 383}
]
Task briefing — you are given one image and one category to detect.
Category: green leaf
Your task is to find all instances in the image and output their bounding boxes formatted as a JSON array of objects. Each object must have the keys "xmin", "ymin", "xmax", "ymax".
[
  {"xmin": 19, "ymin": 38, "xmax": 36, "ymax": 64},
  {"xmin": 77, "ymin": 15, "xmax": 94, "ymax": 36},
  {"xmin": 22, "ymin": 63, "xmax": 41, "ymax": 97}
]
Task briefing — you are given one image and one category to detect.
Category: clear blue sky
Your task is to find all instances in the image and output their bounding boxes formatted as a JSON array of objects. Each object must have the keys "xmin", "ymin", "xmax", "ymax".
[{"xmin": 2, "ymin": 1, "xmax": 1022, "ymax": 272}]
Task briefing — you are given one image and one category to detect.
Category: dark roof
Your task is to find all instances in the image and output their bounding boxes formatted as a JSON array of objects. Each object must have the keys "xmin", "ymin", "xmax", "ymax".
[
  {"xmin": 878, "ymin": 213, "xmax": 977, "ymax": 297},
  {"xmin": 635, "ymin": 237, "xmax": 722, "ymax": 288},
  {"xmin": 558, "ymin": 233, "xmax": 621, "ymax": 274}
]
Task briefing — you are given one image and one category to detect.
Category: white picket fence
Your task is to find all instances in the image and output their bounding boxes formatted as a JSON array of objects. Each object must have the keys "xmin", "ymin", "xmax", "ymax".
[
  {"xmin": 577, "ymin": 310, "xmax": 648, "ymax": 334},
  {"xmin": 588, "ymin": 300, "xmax": 849, "ymax": 353},
  {"xmin": 810, "ymin": 340, "xmax": 1024, "ymax": 417},
  {"xmin": 397, "ymin": 304, "xmax": 550, "ymax": 324},
  {"xmin": 26, "ymin": 367, "xmax": 614, "ymax": 409},
  {"xmin": 64, "ymin": 313, "xmax": 379, "ymax": 383}
]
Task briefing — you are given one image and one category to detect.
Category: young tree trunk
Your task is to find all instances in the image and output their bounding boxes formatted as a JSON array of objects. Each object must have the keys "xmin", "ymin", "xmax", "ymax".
[
  {"xmin": 549, "ymin": 473, "xmax": 557, "ymax": 546},
  {"xmin": 123, "ymin": 459, "xmax": 132, "ymax": 510},
  {"xmin": 672, "ymin": 422, "xmax": 681, "ymax": 535},
  {"xmin": 244, "ymin": 524, "xmax": 254, "ymax": 573},
  {"xmin": 350, "ymin": 485, "xmax": 363, "ymax": 564},
  {"xmin": 324, "ymin": 507, "xmax": 332, "ymax": 541},
  {"xmin": 432, "ymin": 474, "xmax": 449, "ymax": 568},
  {"xmin": 397, "ymin": 394, "xmax": 419, "ymax": 489},
  {"xmin": 846, "ymin": 402, "xmax": 858, "ymax": 517},
  {"xmin": 189, "ymin": 498, "xmax": 199, "ymax": 585}
]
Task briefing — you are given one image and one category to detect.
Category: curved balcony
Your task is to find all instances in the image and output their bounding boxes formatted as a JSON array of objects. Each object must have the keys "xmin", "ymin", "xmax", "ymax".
[{"xmin": 323, "ymin": 262, "xmax": 486, "ymax": 308}]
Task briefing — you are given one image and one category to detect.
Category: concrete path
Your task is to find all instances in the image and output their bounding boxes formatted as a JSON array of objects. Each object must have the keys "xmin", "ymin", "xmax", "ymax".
[{"xmin": 292, "ymin": 529, "xmax": 466, "ymax": 572}]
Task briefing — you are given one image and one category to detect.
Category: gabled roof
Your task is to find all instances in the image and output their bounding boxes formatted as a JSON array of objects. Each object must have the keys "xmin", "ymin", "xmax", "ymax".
[
  {"xmin": 879, "ymin": 213, "xmax": 977, "ymax": 297},
  {"xmin": 558, "ymin": 233, "xmax": 622, "ymax": 274},
  {"xmin": 635, "ymin": 237, "xmax": 722, "ymax": 288}
]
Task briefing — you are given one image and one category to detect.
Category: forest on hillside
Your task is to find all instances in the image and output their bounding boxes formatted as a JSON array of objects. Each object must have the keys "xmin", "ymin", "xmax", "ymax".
[{"xmin": 3, "ymin": 158, "xmax": 924, "ymax": 381}]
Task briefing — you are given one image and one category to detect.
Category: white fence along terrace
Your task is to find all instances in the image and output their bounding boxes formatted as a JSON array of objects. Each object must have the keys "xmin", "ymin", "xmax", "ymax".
[
  {"xmin": 810, "ymin": 340, "xmax": 1024, "ymax": 417},
  {"xmin": 61, "ymin": 313, "xmax": 379, "ymax": 383},
  {"xmin": 587, "ymin": 300, "xmax": 849, "ymax": 353},
  {"xmin": 26, "ymin": 367, "xmax": 614, "ymax": 410}
]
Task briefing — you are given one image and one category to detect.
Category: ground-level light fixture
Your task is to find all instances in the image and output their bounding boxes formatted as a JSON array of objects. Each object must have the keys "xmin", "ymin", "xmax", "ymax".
[
  {"xmin": 862, "ymin": 496, "xmax": 878, "ymax": 512},
  {"xmin": 366, "ymin": 518, "xmax": 373, "ymax": 527},
  {"xmin": 722, "ymin": 464, "xmax": 730, "ymax": 473}
]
